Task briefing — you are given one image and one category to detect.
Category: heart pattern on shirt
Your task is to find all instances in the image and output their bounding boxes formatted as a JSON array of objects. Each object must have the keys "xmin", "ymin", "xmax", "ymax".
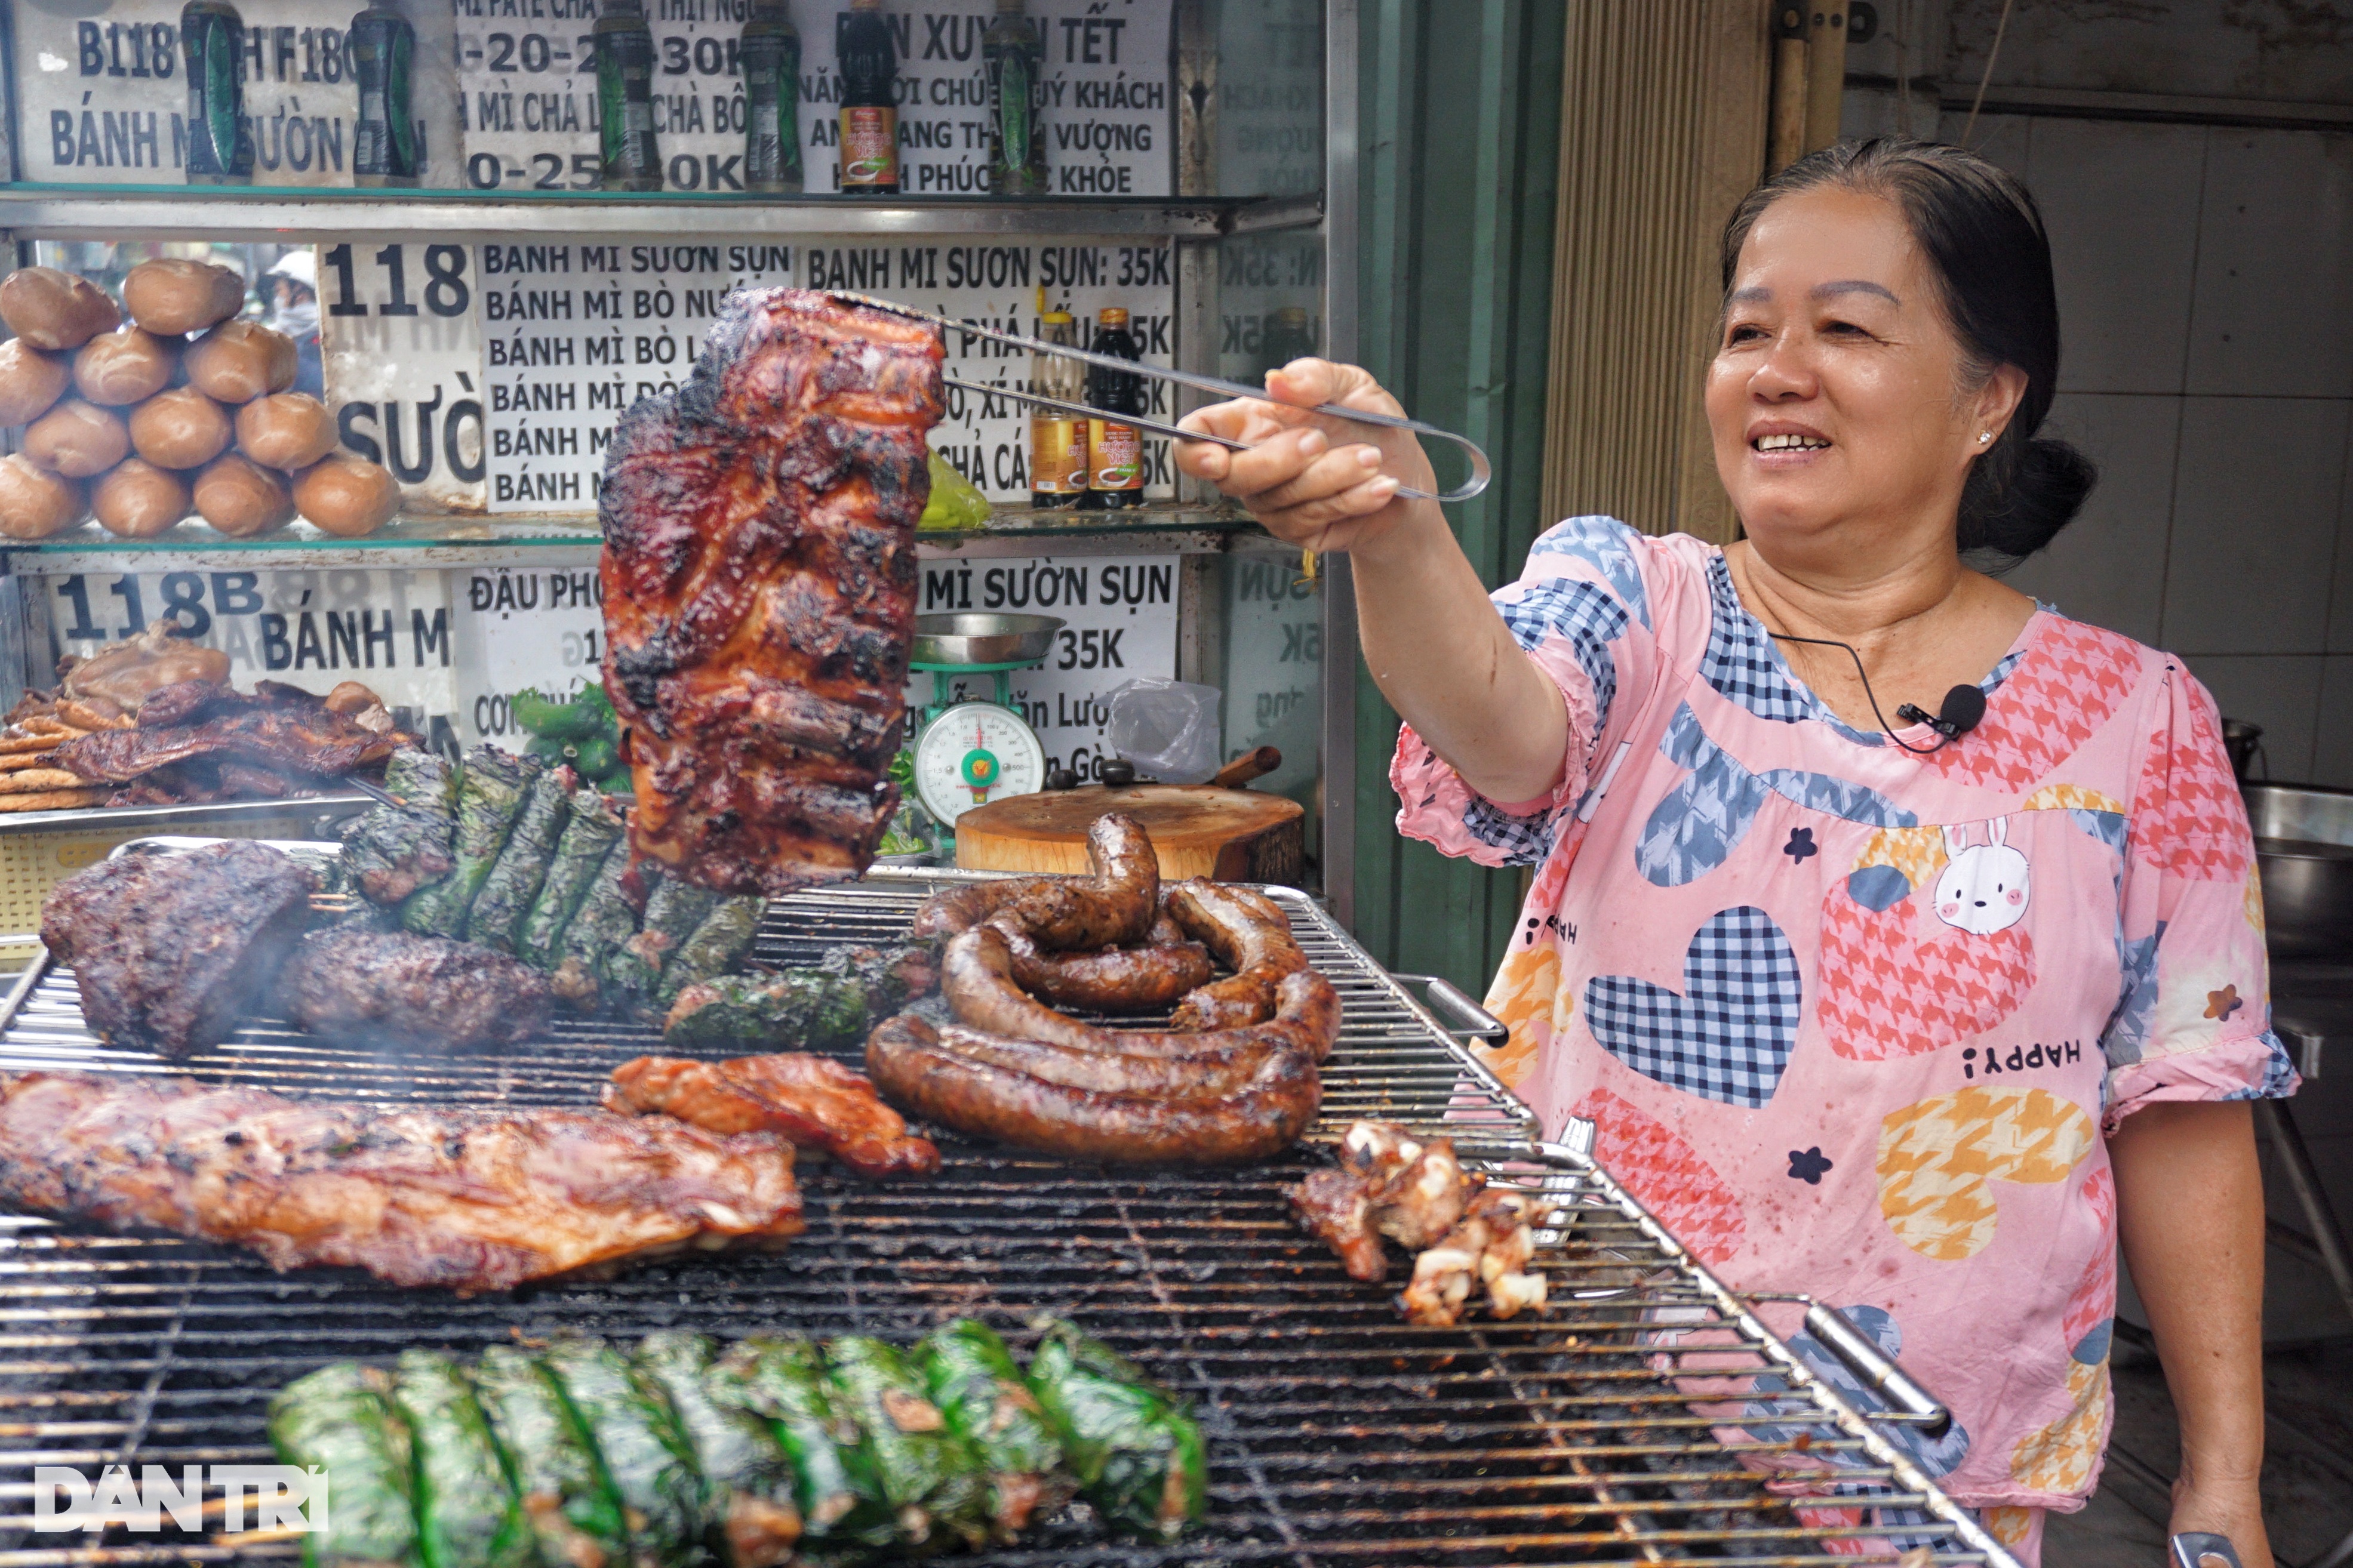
[{"xmin": 1583, "ymin": 905, "xmax": 1801, "ymax": 1109}]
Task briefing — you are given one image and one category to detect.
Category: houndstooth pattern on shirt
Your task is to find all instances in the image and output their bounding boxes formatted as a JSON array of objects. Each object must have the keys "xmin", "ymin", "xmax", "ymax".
[{"xmin": 1585, "ymin": 904, "xmax": 1802, "ymax": 1108}]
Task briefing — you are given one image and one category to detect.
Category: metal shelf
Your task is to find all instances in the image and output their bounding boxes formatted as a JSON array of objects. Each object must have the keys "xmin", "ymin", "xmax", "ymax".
[{"xmin": 0, "ymin": 186, "xmax": 1322, "ymax": 242}]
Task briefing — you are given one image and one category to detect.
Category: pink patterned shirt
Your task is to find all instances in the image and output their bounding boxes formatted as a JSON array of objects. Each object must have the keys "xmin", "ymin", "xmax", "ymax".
[{"xmin": 1393, "ymin": 517, "xmax": 2295, "ymax": 1515}]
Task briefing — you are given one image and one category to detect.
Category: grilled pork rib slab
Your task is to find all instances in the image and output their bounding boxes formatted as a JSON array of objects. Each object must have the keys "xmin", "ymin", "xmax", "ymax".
[
  {"xmin": 39, "ymin": 840, "xmax": 315, "ymax": 1056},
  {"xmin": 0, "ymin": 1072, "xmax": 804, "ymax": 1292},
  {"xmin": 600, "ymin": 288, "xmax": 943, "ymax": 896}
]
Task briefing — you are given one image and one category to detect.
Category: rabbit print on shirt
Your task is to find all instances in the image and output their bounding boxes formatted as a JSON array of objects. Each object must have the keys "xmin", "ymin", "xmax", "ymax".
[{"xmin": 1934, "ymin": 820, "xmax": 2032, "ymax": 935}]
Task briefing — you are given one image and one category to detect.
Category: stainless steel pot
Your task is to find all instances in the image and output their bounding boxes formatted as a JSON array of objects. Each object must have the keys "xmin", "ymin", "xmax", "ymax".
[{"xmin": 2245, "ymin": 782, "xmax": 2353, "ymax": 959}]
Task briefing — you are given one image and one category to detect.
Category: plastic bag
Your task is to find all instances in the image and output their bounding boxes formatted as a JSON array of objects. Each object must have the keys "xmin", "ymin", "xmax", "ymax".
[
  {"xmin": 918, "ymin": 449, "xmax": 993, "ymax": 531},
  {"xmin": 1106, "ymin": 679, "xmax": 1222, "ymax": 784}
]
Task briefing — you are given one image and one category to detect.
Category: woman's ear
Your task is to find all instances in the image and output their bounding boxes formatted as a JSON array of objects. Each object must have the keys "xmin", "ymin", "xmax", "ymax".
[{"xmin": 1973, "ymin": 362, "xmax": 2029, "ymax": 443}]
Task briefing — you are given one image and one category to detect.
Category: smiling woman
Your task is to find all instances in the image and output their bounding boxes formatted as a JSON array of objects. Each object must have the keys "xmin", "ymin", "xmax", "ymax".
[{"xmin": 1177, "ymin": 138, "xmax": 2294, "ymax": 1568}]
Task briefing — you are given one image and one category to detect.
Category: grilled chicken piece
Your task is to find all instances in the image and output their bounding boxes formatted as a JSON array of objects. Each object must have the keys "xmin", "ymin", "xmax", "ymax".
[
  {"xmin": 600, "ymin": 288, "xmax": 944, "ymax": 897},
  {"xmin": 276, "ymin": 928, "xmax": 553, "ymax": 1051},
  {"xmin": 39, "ymin": 840, "xmax": 315, "ymax": 1056},
  {"xmin": 0, "ymin": 1071, "xmax": 803, "ymax": 1292},
  {"xmin": 54, "ymin": 679, "xmax": 407, "ymax": 785},
  {"xmin": 606, "ymin": 1052, "xmax": 940, "ymax": 1179},
  {"xmin": 1286, "ymin": 1167, "xmax": 1386, "ymax": 1281},
  {"xmin": 1400, "ymin": 1185, "xmax": 1546, "ymax": 1327}
]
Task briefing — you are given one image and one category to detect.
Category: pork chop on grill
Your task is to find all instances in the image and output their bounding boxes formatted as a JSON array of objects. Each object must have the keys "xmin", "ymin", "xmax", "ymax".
[
  {"xmin": 606, "ymin": 1052, "xmax": 940, "ymax": 1179},
  {"xmin": 276, "ymin": 927, "xmax": 553, "ymax": 1052},
  {"xmin": 0, "ymin": 1071, "xmax": 804, "ymax": 1292},
  {"xmin": 39, "ymin": 840, "xmax": 315, "ymax": 1056},
  {"xmin": 599, "ymin": 288, "xmax": 944, "ymax": 897}
]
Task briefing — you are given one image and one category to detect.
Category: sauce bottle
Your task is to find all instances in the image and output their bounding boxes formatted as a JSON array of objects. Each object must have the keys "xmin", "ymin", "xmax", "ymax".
[
  {"xmin": 741, "ymin": 0, "xmax": 802, "ymax": 193},
  {"xmin": 595, "ymin": 0, "xmax": 663, "ymax": 191},
  {"xmin": 350, "ymin": 2, "xmax": 421, "ymax": 188},
  {"xmin": 985, "ymin": 0, "xmax": 1047, "ymax": 196},
  {"xmin": 1080, "ymin": 307, "xmax": 1144, "ymax": 510},
  {"xmin": 1029, "ymin": 300, "xmax": 1088, "ymax": 509},
  {"xmin": 180, "ymin": 1, "xmax": 253, "ymax": 186},
  {"xmin": 837, "ymin": 0, "xmax": 899, "ymax": 196}
]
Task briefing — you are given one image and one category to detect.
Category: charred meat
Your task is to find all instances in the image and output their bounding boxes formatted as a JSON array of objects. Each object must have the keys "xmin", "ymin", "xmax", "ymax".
[
  {"xmin": 0, "ymin": 1071, "xmax": 804, "ymax": 1292},
  {"xmin": 53, "ymin": 679, "xmax": 408, "ymax": 786},
  {"xmin": 39, "ymin": 840, "xmax": 315, "ymax": 1056},
  {"xmin": 606, "ymin": 1052, "xmax": 940, "ymax": 1179},
  {"xmin": 599, "ymin": 288, "xmax": 944, "ymax": 897},
  {"xmin": 276, "ymin": 927, "xmax": 554, "ymax": 1052}
]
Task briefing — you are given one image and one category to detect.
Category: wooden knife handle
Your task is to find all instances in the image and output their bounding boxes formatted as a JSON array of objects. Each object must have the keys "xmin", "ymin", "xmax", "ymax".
[{"xmin": 1212, "ymin": 746, "xmax": 1281, "ymax": 790}]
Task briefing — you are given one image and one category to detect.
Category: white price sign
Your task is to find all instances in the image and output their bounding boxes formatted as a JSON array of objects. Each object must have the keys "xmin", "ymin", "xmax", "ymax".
[
  {"xmin": 475, "ymin": 235, "xmax": 1175, "ymax": 511},
  {"xmin": 454, "ymin": 0, "xmax": 1170, "ymax": 198},
  {"xmin": 38, "ymin": 566, "xmax": 457, "ymax": 731},
  {"xmin": 318, "ymin": 242, "xmax": 490, "ymax": 515},
  {"xmin": 448, "ymin": 566, "xmax": 607, "ymax": 744},
  {"xmin": 1220, "ymin": 552, "xmax": 1319, "ymax": 801},
  {"xmin": 912, "ymin": 553, "xmax": 1177, "ymax": 780}
]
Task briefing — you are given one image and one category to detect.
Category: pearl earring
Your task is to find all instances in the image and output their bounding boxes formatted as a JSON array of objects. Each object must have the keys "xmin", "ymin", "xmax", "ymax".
[{"xmin": 1978, "ymin": 432, "xmax": 1992, "ymax": 443}]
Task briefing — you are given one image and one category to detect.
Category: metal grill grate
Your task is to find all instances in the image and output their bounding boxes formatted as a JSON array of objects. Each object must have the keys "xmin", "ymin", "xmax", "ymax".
[{"xmin": 0, "ymin": 844, "xmax": 2020, "ymax": 1567}]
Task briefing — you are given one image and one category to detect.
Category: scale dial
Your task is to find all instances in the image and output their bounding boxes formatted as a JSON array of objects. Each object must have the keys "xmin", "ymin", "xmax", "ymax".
[{"xmin": 912, "ymin": 700, "xmax": 1047, "ymax": 828}]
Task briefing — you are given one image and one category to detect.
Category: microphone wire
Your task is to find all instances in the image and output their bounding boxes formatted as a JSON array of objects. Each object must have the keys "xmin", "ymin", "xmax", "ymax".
[{"xmin": 1765, "ymin": 630, "xmax": 1963, "ymax": 756}]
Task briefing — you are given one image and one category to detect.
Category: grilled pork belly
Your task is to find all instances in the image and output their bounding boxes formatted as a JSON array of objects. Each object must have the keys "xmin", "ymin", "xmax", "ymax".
[
  {"xmin": 276, "ymin": 927, "xmax": 553, "ymax": 1052},
  {"xmin": 599, "ymin": 288, "xmax": 943, "ymax": 897},
  {"xmin": 606, "ymin": 1052, "xmax": 940, "ymax": 1180},
  {"xmin": 39, "ymin": 840, "xmax": 315, "ymax": 1056},
  {"xmin": 0, "ymin": 1071, "xmax": 804, "ymax": 1292}
]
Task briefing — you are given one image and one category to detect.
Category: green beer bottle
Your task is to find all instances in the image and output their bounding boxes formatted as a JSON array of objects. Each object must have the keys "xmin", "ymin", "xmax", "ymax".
[
  {"xmin": 350, "ymin": 4, "xmax": 420, "ymax": 187},
  {"xmin": 595, "ymin": 0, "xmax": 663, "ymax": 191},
  {"xmin": 742, "ymin": 0, "xmax": 802, "ymax": 193},
  {"xmin": 180, "ymin": 1, "xmax": 253, "ymax": 185},
  {"xmin": 984, "ymin": 0, "xmax": 1046, "ymax": 196}
]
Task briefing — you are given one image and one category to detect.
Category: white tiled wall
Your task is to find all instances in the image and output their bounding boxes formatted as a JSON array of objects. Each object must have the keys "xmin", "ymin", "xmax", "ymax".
[{"xmin": 1967, "ymin": 113, "xmax": 2353, "ymax": 784}]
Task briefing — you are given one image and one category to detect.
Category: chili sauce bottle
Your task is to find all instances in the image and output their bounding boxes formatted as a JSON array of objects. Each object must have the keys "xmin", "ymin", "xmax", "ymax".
[
  {"xmin": 742, "ymin": 0, "xmax": 803, "ymax": 193},
  {"xmin": 595, "ymin": 0, "xmax": 663, "ymax": 191},
  {"xmin": 837, "ymin": 0, "xmax": 899, "ymax": 195},
  {"xmin": 181, "ymin": 2, "xmax": 253, "ymax": 185},
  {"xmin": 1029, "ymin": 304, "xmax": 1088, "ymax": 508},
  {"xmin": 350, "ymin": 4, "xmax": 420, "ymax": 187},
  {"xmin": 1080, "ymin": 307, "xmax": 1145, "ymax": 510},
  {"xmin": 985, "ymin": 0, "xmax": 1047, "ymax": 196}
]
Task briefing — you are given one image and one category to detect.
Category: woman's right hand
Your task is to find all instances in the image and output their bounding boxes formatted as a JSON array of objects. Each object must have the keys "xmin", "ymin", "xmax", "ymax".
[{"xmin": 1174, "ymin": 358, "xmax": 1442, "ymax": 557}]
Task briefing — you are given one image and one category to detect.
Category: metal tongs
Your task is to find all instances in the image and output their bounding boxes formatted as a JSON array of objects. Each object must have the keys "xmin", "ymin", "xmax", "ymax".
[{"xmin": 826, "ymin": 292, "xmax": 1493, "ymax": 504}]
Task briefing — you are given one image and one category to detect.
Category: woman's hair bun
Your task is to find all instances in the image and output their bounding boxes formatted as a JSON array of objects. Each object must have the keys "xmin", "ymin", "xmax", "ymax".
[{"xmin": 1957, "ymin": 434, "xmax": 2097, "ymax": 560}]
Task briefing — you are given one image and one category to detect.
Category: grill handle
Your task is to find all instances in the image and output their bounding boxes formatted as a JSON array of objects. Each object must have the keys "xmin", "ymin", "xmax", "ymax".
[
  {"xmin": 1803, "ymin": 1302, "xmax": 1954, "ymax": 1438},
  {"xmin": 1390, "ymin": 974, "xmax": 1508, "ymax": 1045}
]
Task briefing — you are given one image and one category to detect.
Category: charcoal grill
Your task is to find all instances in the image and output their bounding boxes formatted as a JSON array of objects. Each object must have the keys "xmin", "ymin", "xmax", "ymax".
[{"xmin": 0, "ymin": 841, "xmax": 2022, "ymax": 1567}]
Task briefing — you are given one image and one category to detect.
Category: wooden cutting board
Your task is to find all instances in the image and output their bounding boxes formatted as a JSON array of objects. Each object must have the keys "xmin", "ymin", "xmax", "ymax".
[{"xmin": 953, "ymin": 784, "xmax": 1305, "ymax": 885}]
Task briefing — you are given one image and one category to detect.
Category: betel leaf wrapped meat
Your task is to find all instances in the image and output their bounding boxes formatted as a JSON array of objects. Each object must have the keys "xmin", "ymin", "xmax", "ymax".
[
  {"xmin": 633, "ymin": 1331, "xmax": 804, "ymax": 1568},
  {"xmin": 914, "ymin": 1320, "xmax": 1071, "ymax": 1541},
  {"xmin": 1025, "ymin": 1320, "xmax": 1206, "ymax": 1542},
  {"xmin": 657, "ymin": 895, "xmax": 767, "ymax": 1005},
  {"xmin": 267, "ymin": 1362, "xmax": 417, "ymax": 1568},
  {"xmin": 662, "ymin": 945, "xmax": 937, "ymax": 1051},
  {"xmin": 392, "ymin": 1350, "xmax": 536, "ymax": 1568},
  {"xmin": 826, "ymin": 1335, "xmax": 991, "ymax": 1553},
  {"xmin": 551, "ymin": 840, "xmax": 639, "ymax": 1012},
  {"xmin": 520, "ymin": 790, "xmax": 625, "ymax": 971},
  {"xmin": 599, "ymin": 288, "xmax": 943, "ymax": 897},
  {"xmin": 604, "ymin": 873, "xmax": 719, "ymax": 1006},
  {"xmin": 473, "ymin": 1345, "xmax": 631, "ymax": 1568},
  {"xmin": 387, "ymin": 748, "xmax": 460, "ymax": 815},
  {"xmin": 402, "ymin": 748, "xmax": 537, "ymax": 938},
  {"xmin": 467, "ymin": 765, "xmax": 577, "ymax": 953},
  {"xmin": 707, "ymin": 1338, "xmax": 894, "ymax": 1551},
  {"xmin": 340, "ymin": 803, "xmax": 457, "ymax": 907},
  {"xmin": 541, "ymin": 1338, "xmax": 706, "ymax": 1568}
]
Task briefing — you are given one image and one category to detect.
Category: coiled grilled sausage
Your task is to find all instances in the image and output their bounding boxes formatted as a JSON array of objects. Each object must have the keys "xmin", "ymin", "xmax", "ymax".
[
  {"xmin": 942, "ymin": 928, "xmax": 1340, "ymax": 1063},
  {"xmin": 932, "ymin": 1021, "xmax": 1284, "ymax": 1098},
  {"xmin": 867, "ymin": 1013, "xmax": 1320, "ymax": 1166},
  {"xmin": 998, "ymin": 926, "xmax": 1214, "ymax": 1012},
  {"xmin": 1164, "ymin": 879, "xmax": 1309, "ymax": 1030},
  {"xmin": 908, "ymin": 812, "xmax": 1157, "ymax": 950}
]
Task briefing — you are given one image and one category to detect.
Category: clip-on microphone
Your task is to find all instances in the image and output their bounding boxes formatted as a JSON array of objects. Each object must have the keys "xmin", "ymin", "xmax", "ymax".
[{"xmin": 1766, "ymin": 633, "xmax": 1988, "ymax": 756}]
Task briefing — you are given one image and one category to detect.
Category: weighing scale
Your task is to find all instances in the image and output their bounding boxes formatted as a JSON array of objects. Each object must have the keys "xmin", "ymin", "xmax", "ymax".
[{"xmin": 906, "ymin": 612, "xmax": 1063, "ymax": 839}]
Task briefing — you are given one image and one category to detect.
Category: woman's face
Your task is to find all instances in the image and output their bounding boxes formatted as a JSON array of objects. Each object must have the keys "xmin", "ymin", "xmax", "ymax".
[{"xmin": 1706, "ymin": 186, "xmax": 2021, "ymax": 553}]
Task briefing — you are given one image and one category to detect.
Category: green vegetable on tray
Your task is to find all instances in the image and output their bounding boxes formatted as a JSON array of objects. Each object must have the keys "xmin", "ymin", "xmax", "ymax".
[
  {"xmin": 471, "ymin": 1345, "xmax": 630, "ymax": 1568},
  {"xmin": 1026, "ymin": 1320, "xmax": 1207, "ymax": 1543},
  {"xmin": 399, "ymin": 748, "xmax": 537, "ymax": 939},
  {"xmin": 918, "ymin": 449, "xmax": 992, "ymax": 532},
  {"xmin": 277, "ymin": 1323, "xmax": 1205, "ymax": 1566},
  {"xmin": 391, "ymin": 1351, "xmax": 534, "ymax": 1568},
  {"xmin": 465, "ymin": 766, "xmax": 577, "ymax": 955},
  {"xmin": 268, "ymin": 1362, "xmax": 417, "ymax": 1568},
  {"xmin": 517, "ymin": 790, "xmax": 625, "ymax": 972}
]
